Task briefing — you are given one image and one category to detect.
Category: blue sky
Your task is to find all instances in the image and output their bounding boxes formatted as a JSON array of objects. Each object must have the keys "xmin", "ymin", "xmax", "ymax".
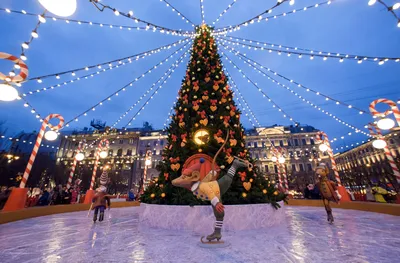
[{"xmin": 0, "ymin": 0, "xmax": 399, "ymax": 152}]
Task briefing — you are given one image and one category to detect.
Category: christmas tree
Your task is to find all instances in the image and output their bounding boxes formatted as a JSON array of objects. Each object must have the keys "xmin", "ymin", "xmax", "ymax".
[{"xmin": 141, "ymin": 25, "xmax": 286, "ymax": 208}]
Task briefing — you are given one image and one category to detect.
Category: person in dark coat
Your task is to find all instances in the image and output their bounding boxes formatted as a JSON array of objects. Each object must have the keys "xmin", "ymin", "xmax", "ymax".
[{"xmin": 37, "ymin": 190, "xmax": 50, "ymax": 206}]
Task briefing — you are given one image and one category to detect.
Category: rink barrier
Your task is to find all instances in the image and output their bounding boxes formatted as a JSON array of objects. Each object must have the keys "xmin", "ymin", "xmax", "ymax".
[{"xmin": 0, "ymin": 201, "xmax": 140, "ymax": 224}]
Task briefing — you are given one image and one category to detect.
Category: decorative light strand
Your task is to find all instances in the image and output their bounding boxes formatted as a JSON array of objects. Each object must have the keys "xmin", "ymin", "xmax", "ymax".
[
  {"xmin": 334, "ymin": 138, "xmax": 371, "ymax": 152},
  {"xmin": 62, "ymin": 40, "xmax": 192, "ymax": 127},
  {"xmin": 218, "ymin": 37, "xmax": 370, "ymax": 114},
  {"xmin": 368, "ymin": 0, "xmax": 400, "ymax": 28},
  {"xmin": 214, "ymin": 0, "xmax": 332, "ymax": 34},
  {"xmin": 28, "ymin": 38, "xmax": 190, "ymax": 82},
  {"xmin": 159, "ymin": 0, "xmax": 196, "ymax": 27},
  {"xmin": 161, "ymin": 101, "xmax": 177, "ymax": 131},
  {"xmin": 221, "ymin": 36, "xmax": 400, "ymax": 64},
  {"xmin": 0, "ymin": 135, "xmax": 60, "ymax": 150},
  {"xmin": 0, "ymin": 8, "xmax": 194, "ymax": 37},
  {"xmin": 20, "ymin": 97, "xmax": 45, "ymax": 123},
  {"xmin": 124, "ymin": 46, "xmax": 190, "ymax": 129},
  {"xmin": 200, "ymin": 0, "xmax": 205, "ymax": 24},
  {"xmin": 220, "ymin": 51, "xmax": 298, "ymax": 125},
  {"xmin": 89, "ymin": 1, "xmax": 194, "ymax": 36},
  {"xmin": 112, "ymin": 47, "xmax": 191, "ymax": 128},
  {"xmin": 220, "ymin": 43, "xmax": 370, "ymax": 139},
  {"xmin": 212, "ymin": 0, "xmax": 239, "ymax": 25}
]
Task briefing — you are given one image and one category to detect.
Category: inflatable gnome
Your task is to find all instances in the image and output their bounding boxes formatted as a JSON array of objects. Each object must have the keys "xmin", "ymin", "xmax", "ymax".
[
  {"xmin": 172, "ymin": 157, "xmax": 250, "ymax": 242},
  {"xmin": 315, "ymin": 163, "xmax": 342, "ymax": 223},
  {"xmin": 91, "ymin": 170, "xmax": 111, "ymax": 222}
]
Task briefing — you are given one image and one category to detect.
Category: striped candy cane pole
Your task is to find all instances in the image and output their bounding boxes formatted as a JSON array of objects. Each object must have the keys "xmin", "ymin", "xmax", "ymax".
[
  {"xmin": 271, "ymin": 148, "xmax": 283, "ymax": 189},
  {"xmin": 316, "ymin": 131, "xmax": 342, "ymax": 186},
  {"xmin": 368, "ymin": 123, "xmax": 400, "ymax": 183},
  {"xmin": 0, "ymin": 52, "xmax": 29, "ymax": 83},
  {"xmin": 89, "ymin": 139, "xmax": 109, "ymax": 190},
  {"xmin": 67, "ymin": 140, "xmax": 85, "ymax": 189},
  {"xmin": 19, "ymin": 114, "xmax": 64, "ymax": 188},
  {"xmin": 278, "ymin": 148, "xmax": 289, "ymax": 192},
  {"xmin": 369, "ymin": 98, "xmax": 400, "ymax": 126}
]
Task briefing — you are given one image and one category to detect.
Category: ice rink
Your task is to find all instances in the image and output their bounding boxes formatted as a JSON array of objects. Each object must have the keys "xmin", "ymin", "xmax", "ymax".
[{"xmin": 0, "ymin": 206, "xmax": 399, "ymax": 263}]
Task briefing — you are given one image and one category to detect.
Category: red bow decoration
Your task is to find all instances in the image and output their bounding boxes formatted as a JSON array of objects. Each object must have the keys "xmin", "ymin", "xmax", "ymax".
[
  {"xmin": 210, "ymin": 99, "xmax": 218, "ymax": 106},
  {"xmin": 238, "ymin": 171, "xmax": 246, "ymax": 181},
  {"xmin": 178, "ymin": 114, "xmax": 184, "ymax": 122},
  {"xmin": 164, "ymin": 173, "xmax": 169, "ymax": 181},
  {"xmin": 223, "ymin": 147, "xmax": 232, "ymax": 155},
  {"xmin": 181, "ymin": 134, "xmax": 187, "ymax": 142},
  {"xmin": 169, "ymin": 157, "xmax": 180, "ymax": 163},
  {"xmin": 203, "ymin": 90, "xmax": 209, "ymax": 95},
  {"xmin": 171, "ymin": 134, "xmax": 177, "ymax": 142},
  {"xmin": 229, "ymin": 130, "xmax": 235, "ymax": 136},
  {"xmin": 215, "ymin": 129, "xmax": 223, "ymax": 137},
  {"xmin": 239, "ymin": 151, "xmax": 246, "ymax": 158},
  {"xmin": 197, "ymin": 110, "xmax": 207, "ymax": 119}
]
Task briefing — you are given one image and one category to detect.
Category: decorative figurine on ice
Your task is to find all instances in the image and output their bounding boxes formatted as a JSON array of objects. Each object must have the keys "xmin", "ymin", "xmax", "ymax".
[
  {"xmin": 91, "ymin": 170, "xmax": 111, "ymax": 222},
  {"xmin": 315, "ymin": 163, "xmax": 341, "ymax": 224},
  {"xmin": 172, "ymin": 154, "xmax": 251, "ymax": 243}
]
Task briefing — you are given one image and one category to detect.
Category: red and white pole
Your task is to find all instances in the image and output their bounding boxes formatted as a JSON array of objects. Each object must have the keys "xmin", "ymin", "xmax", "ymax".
[
  {"xmin": 90, "ymin": 139, "xmax": 110, "ymax": 190},
  {"xmin": 3, "ymin": 114, "xmax": 64, "ymax": 211},
  {"xmin": 316, "ymin": 131, "xmax": 350, "ymax": 201},
  {"xmin": 67, "ymin": 140, "xmax": 85, "ymax": 189},
  {"xmin": 369, "ymin": 98, "xmax": 400, "ymax": 126}
]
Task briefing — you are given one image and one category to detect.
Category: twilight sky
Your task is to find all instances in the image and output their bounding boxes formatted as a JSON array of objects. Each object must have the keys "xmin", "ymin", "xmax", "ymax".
[{"xmin": 0, "ymin": 0, "xmax": 399, "ymax": 153}]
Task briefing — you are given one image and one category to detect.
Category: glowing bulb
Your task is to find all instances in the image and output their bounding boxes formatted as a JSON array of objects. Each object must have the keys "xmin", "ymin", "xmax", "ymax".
[
  {"xmin": 278, "ymin": 156, "xmax": 285, "ymax": 164},
  {"xmin": 393, "ymin": 3, "xmax": 400, "ymax": 10},
  {"xmin": 22, "ymin": 42, "xmax": 29, "ymax": 49},
  {"xmin": 145, "ymin": 159, "xmax": 151, "ymax": 166},
  {"xmin": 372, "ymin": 139, "xmax": 386, "ymax": 149},
  {"xmin": 44, "ymin": 130, "xmax": 58, "ymax": 141},
  {"xmin": 31, "ymin": 30, "xmax": 39, "ymax": 38},
  {"xmin": 0, "ymin": 83, "xmax": 19, "ymax": 102},
  {"xmin": 319, "ymin": 143, "xmax": 329, "ymax": 152},
  {"xmin": 38, "ymin": 15, "xmax": 46, "ymax": 23},
  {"xmin": 38, "ymin": 0, "xmax": 77, "ymax": 17},
  {"xmin": 271, "ymin": 156, "xmax": 277, "ymax": 162},
  {"xmin": 99, "ymin": 151, "xmax": 108, "ymax": 159},
  {"xmin": 368, "ymin": 0, "xmax": 376, "ymax": 6},
  {"xmin": 377, "ymin": 118, "xmax": 395, "ymax": 130},
  {"xmin": 129, "ymin": 11, "xmax": 134, "ymax": 16},
  {"xmin": 289, "ymin": 0, "xmax": 295, "ymax": 5},
  {"xmin": 378, "ymin": 60, "xmax": 384, "ymax": 65},
  {"xmin": 75, "ymin": 152, "xmax": 85, "ymax": 161},
  {"xmin": 114, "ymin": 10, "xmax": 120, "ymax": 16},
  {"xmin": 20, "ymin": 54, "xmax": 27, "ymax": 61}
]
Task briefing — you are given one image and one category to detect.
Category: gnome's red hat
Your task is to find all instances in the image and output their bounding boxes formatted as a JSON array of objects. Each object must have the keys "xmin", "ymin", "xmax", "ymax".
[{"xmin": 182, "ymin": 158, "xmax": 205, "ymax": 176}]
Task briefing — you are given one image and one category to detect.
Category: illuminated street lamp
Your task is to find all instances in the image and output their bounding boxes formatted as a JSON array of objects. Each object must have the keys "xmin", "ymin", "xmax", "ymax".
[
  {"xmin": 318, "ymin": 143, "xmax": 329, "ymax": 152},
  {"xmin": 372, "ymin": 139, "xmax": 387, "ymax": 149},
  {"xmin": 376, "ymin": 118, "xmax": 395, "ymax": 130}
]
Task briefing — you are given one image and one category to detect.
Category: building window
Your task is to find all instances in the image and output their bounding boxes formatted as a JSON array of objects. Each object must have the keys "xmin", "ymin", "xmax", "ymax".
[
  {"xmin": 302, "ymin": 139, "xmax": 307, "ymax": 145},
  {"xmin": 307, "ymin": 163, "xmax": 312, "ymax": 171},
  {"xmin": 294, "ymin": 139, "xmax": 299, "ymax": 146},
  {"xmin": 117, "ymin": 149, "xmax": 123, "ymax": 156},
  {"xmin": 129, "ymin": 138, "xmax": 134, "ymax": 144},
  {"xmin": 139, "ymin": 150, "xmax": 143, "ymax": 156},
  {"xmin": 247, "ymin": 142, "xmax": 251, "ymax": 147},
  {"xmin": 299, "ymin": 163, "xmax": 304, "ymax": 171},
  {"xmin": 288, "ymin": 140, "xmax": 292, "ymax": 146},
  {"xmin": 126, "ymin": 149, "xmax": 132, "ymax": 156},
  {"xmin": 254, "ymin": 142, "xmax": 258, "ymax": 148},
  {"xmin": 265, "ymin": 165, "xmax": 269, "ymax": 172},
  {"xmin": 108, "ymin": 149, "xmax": 114, "ymax": 156},
  {"xmin": 255, "ymin": 153, "xmax": 259, "ymax": 159},
  {"xmin": 160, "ymin": 140, "xmax": 164, "ymax": 146},
  {"xmin": 279, "ymin": 140, "xmax": 284, "ymax": 147},
  {"xmin": 271, "ymin": 140, "xmax": 275, "ymax": 146},
  {"xmin": 89, "ymin": 150, "xmax": 95, "ymax": 157},
  {"xmin": 310, "ymin": 139, "xmax": 315, "ymax": 145},
  {"xmin": 154, "ymin": 140, "xmax": 157, "ymax": 146},
  {"xmin": 292, "ymin": 164, "xmax": 296, "ymax": 171},
  {"xmin": 119, "ymin": 139, "xmax": 124, "ymax": 144},
  {"xmin": 274, "ymin": 165, "xmax": 278, "ymax": 173}
]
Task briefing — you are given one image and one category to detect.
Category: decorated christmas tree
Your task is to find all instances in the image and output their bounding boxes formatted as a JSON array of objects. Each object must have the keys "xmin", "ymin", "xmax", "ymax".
[{"xmin": 141, "ymin": 25, "xmax": 286, "ymax": 207}]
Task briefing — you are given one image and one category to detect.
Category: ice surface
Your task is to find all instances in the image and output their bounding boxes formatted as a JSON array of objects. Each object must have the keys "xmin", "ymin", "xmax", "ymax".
[{"xmin": 0, "ymin": 206, "xmax": 399, "ymax": 263}]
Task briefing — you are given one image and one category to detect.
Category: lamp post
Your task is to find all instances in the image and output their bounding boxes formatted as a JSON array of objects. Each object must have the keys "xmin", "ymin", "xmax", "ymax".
[
  {"xmin": 3, "ymin": 114, "xmax": 64, "ymax": 211},
  {"xmin": 67, "ymin": 139, "xmax": 85, "ymax": 189},
  {"xmin": 141, "ymin": 149, "xmax": 152, "ymax": 193},
  {"xmin": 316, "ymin": 131, "xmax": 351, "ymax": 202},
  {"xmin": 83, "ymin": 138, "xmax": 109, "ymax": 204}
]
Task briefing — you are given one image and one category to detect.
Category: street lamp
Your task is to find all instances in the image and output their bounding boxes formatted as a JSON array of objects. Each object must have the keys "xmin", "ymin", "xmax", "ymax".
[
  {"xmin": 376, "ymin": 118, "xmax": 395, "ymax": 130},
  {"xmin": 99, "ymin": 150, "xmax": 108, "ymax": 159},
  {"xmin": 75, "ymin": 152, "xmax": 85, "ymax": 161},
  {"xmin": 278, "ymin": 156, "xmax": 285, "ymax": 164},
  {"xmin": 0, "ymin": 83, "xmax": 19, "ymax": 101},
  {"xmin": 372, "ymin": 139, "xmax": 387, "ymax": 149},
  {"xmin": 38, "ymin": 0, "xmax": 77, "ymax": 17},
  {"xmin": 318, "ymin": 143, "xmax": 329, "ymax": 152},
  {"xmin": 44, "ymin": 130, "xmax": 58, "ymax": 141}
]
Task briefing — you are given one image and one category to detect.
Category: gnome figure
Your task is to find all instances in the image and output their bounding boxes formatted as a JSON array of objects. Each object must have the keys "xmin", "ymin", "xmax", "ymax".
[
  {"xmin": 315, "ymin": 163, "xmax": 341, "ymax": 223},
  {"xmin": 92, "ymin": 170, "xmax": 111, "ymax": 222}
]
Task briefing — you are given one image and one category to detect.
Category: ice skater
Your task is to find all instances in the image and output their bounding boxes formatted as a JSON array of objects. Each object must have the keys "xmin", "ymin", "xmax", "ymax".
[{"xmin": 92, "ymin": 171, "xmax": 111, "ymax": 222}]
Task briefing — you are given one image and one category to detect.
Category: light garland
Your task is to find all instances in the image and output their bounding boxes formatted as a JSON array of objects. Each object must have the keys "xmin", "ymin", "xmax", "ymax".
[
  {"xmin": 89, "ymin": 1, "xmax": 194, "ymax": 36},
  {"xmin": 20, "ymin": 97, "xmax": 45, "ymax": 123},
  {"xmin": 220, "ymin": 37, "xmax": 400, "ymax": 64},
  {"xmin": 368, "ymin": 1, "xmax": 400, "ymax": 28},
  {"xmin": 0, "ymin": 135, "xmax": 60, "ymax": 150},
  {"xmin": 214, "ymin": 0, "xmax": 333, "ymax": 34},
  {"xmin": 223, "ymin": 36, "xmax": 400, "ymax": 65},
  {"xmin": 0, "ymin": 8, "xmax": 194, "ymax": 37},
  {"xmin": 221, "ymin": 51, "xmax": 298, "ymax": 125},
  {"xmin": 159, "ymin": 0, "xmax": 196, "ymax": 27},
  {"xmin": 162, "ymin": 101, "xmax": 177, "ymax": 131},
  {"xmin": 62, "ymin": 41, "xmax": 192, "ymax": 127},
  {"xmin": 218, "ymin": 42, "xmax": 371, "ymax": 138},
  {"xmin": 200, "ymin": 0, "xmax": 205, "ymax": 24},
  {"xmin": 28, "ymin": 38, "xmax": 190, "ymax": 83},
  {"xmin": 334, "ymin": 139, "xmax": 371, "ymax": 152},
  {"xmin": 124, "ymin": 46, "xmax": 190, "ymax": 129},
  {"xmin": 112, "ymin": 47, "xmax": 191, "ymax": 128},
  {"xmin": 212, "ymin": 0, "xmax": 239, "ymax": 25}
]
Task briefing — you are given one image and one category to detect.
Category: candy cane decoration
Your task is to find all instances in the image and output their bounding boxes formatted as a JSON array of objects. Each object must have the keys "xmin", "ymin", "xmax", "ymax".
[
  {"xmin": 0, "ymin": 52, "xmax": 29, "ymax": 83},
  {"xmin": 67, "ymin": 140, "xmax": 85, "ymax": 189},
  {"xmin": 271, "ymin": 148, "xmax": 283, "ymax": 189},
  {"xmin": 315, "ymin": 131, "xmax": 342, "ymax": 186},
  {"xmin": 369, "ymin": 98, "xmax": 400, "ymax": 127},
  {"xmin": 19, "ymin": 114, "xmax": 64, "ymax": 188},
  {"xmin": 368, "ymin": 123, "xmax": 400, "ymax": 183},
  {"xmin": 90, "ymin": 139, "xmax": 109, "ymax": 190},
  {"xmin": 277, "ymin": 147, "xmax": 289, "ymax": 192}
]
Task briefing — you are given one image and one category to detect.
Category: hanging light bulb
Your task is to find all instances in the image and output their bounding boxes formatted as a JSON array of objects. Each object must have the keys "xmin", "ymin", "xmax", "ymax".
[
  {"xmin": 377, "ymin": 118, "xmax": 395, "ymax": 130},
  {"xmin": 289, "ymin": 0, "xmax": 295, "ymax": 6},
  {"xmin": 319, "ymin": 143, "xmax": 329, "ymax": 152},
  {"xmin": 0, "ymin": 83, "xmax": 19, "ymax": 101},
  {"xmin": 44, "ymin": 130, "xmax": 58, "ymax": 141},
  {"xmin": 271, "ymin": 156, "xmax": 277, "ymax": 162},
  {"xmin": 22, "ymin": 42, "xmax": 29, "ymax": 49},
  {"xmin": 393, "ymin": 3, "xmax": 400, "ymax": 10},
  {"xmin": 38, "ymin": 15, "xmax": 46, "ymax": 23},
  {"xmin": 75, "ymin": 152, "xmax": 85, "ymax": 161},
  {"xmin": 114, "ymin": 9, "xmax": 120, "ymax": 16},
  {"xmin": 372, "ymin": 139, "xmax": 386, "ymax": 149},
  {"xmin": 31, "ymin": 30, "xmax": 39, "ymax": 38},
  {"xmin": 368, "ymin": 0, "xmax": 376, "ymax": 6},
  {"xmin": 20, "ymin": 53, "xmax": 27, "ymax": 61},
  {"xmin": 99, "ymin": 151, "xmax": 108, "ymax": 159},
  {"xmin": 38, "ymin": 0, "xmax": 77, "ymax": 17},
  {"xmin": 278, "ymin": 156, "xmax": 285, "ymax": 163}
]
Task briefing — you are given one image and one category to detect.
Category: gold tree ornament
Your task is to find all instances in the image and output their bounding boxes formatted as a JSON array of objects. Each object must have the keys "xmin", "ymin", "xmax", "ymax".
[{"xmin": 193, "ymin": 129, "xmax": 209, "ymax": 145}]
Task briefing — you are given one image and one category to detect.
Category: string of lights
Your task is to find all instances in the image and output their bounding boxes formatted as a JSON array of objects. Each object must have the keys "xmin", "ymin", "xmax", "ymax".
[
  {"xmin": 368, "ymin": 0, "xmax": 400, "ymax": 28},
  {"xmin": 0, "ymin": 8, "xmax": 194, "ymax": 37},
  {"xmin": 20, "ymin": 97, "xmax": 45, "ymax": 123},
  {"xmin": 62, "ymin": 40, "xmax": 192, "ymax": 128},
  {"xmin": 334, "ymin": 138, "xmax": 371, "ymax": 152},
  {"xmin": 214, "ymin": 0, "xmax": 332, "ymax": 33},
  {"xmin": 222, "ymin": 36, "xmax": 400, "ymax": 64},
  {"xmin": 112, "ymin": 47, "xmax": 191, "ymax": 128},
  {"xmin": 28, "ymin": 38, "xmax": 189, "ymax": 82},
  {"xmin": 220, "ymin": 51, "xmax": 298, "ymax": 125},
  {"xmin": 218, "ymin": 38, "xmax": 374, "ymax": 115},
  {"xmin": 159, "ymin": 0, "xmax": 196, "ymax": 27},
  {"xmin": 212, "ymin": 0, "xmax": 239, "ymax": 25},
  {"xmin": 219, "ymin": 37, "xmax": 400, "ymax": 64},
  {"xmin": 123, "ymin": 46, "xmax": 190, "ymax": 129},
  {"xmin": 89, "ymin": 0, "xmax": 194, "ymax": 36},
  {"xmin": 220, "ymin": 43, "xmax": 371, "ymax": 140},
  {"xmin": 0, "ymin": 135, "xmax": 60, "ymax": 150},
  {"xmin": 200, "ymin": 0, "xmax": 205, "ymax": 24},
  {"xmin": 161, "ymin": 101, "xmax": 177, "ymax": 131}
]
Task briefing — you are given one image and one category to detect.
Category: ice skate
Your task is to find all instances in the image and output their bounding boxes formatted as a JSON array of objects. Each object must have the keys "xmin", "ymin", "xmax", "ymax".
[
  {"xmin": 327, "ymin": 211, "xmax": 334, "ymax": 224},
  {"xmin": 93, "ymin": 213, "xmax": 97, "ymax": 223},
  {"xmin": 201, "ymin": 228, "xmax": 223, "ymax": 244},
  {"xmin": 99, "ymin": 211, "xmax": 104, "ymax": 222}
]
